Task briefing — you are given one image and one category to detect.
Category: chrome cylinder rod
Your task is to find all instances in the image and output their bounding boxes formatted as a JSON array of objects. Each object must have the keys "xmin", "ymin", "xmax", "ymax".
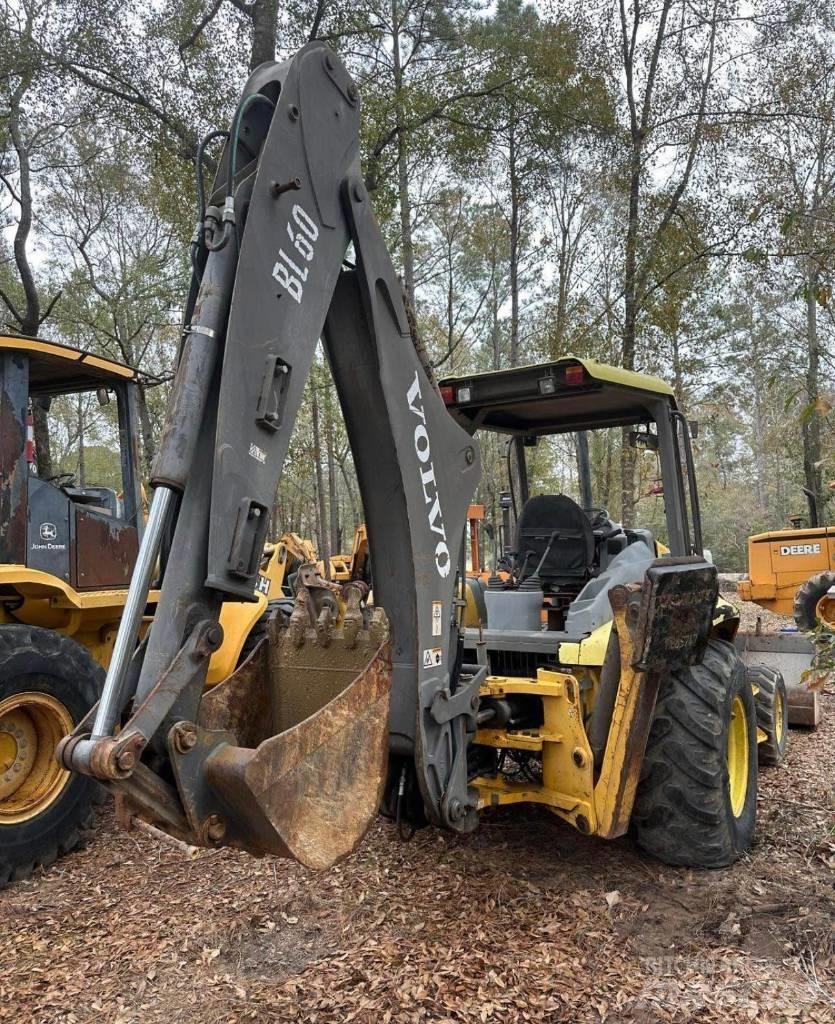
[{"xmin": 90, "ymin": 485, "xmax": 177, "ymax": 739}]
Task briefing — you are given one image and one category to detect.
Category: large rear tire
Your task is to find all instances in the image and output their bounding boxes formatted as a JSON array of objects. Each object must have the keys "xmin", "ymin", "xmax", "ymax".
[
  {"xmin": 0, "ymin": 626, "xmax": 103, "ymax": 887},
  {"xmin": 794, "ymin": 570, "xmax": 835, "ymax": 632},
  {"xmin": 632, "ymin": 639, "xmax": 758, "ymax": 868}
]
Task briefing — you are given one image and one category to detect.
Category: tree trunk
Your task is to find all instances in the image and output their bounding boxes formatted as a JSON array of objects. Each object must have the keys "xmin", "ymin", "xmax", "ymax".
[
  {"xmin": 326, "ymin": 406, "xmax": 340, "ymax": 556},
  {"xmin": 491, "ymin": 288, "xmax": 501, "ymax": 370},
  {"xmin": 508, "ymin": 121, "xmax": 521, "ymax": 367},
  {"xmin": 135, "ymin": 383, "xmax": 156, "ymax": 478},
  {"xmin": 77, "ymin": 394, "xmax": 86, "ymax": 487},
  {"xmin": 391, "ymin": 1, "xmax": 416, "ymax": 308},
  {"xmin": 619, "ymin": 137, "xmax": 642, "ymax": 528},
  {"xmin": 6, "ymin": 67, "xmax": 56, "ymax": 478},
  {"xmin": 802, "ymin": 266, "xmax": 823, "ymax": 526},
  {"xmin": 249, "ymin": 0, "xmax": 278, "ymax": 70}
]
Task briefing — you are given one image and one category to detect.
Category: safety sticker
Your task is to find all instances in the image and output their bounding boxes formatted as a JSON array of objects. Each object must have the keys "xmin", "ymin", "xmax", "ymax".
[
  {"xmin": 431, "ymin": 600, "xmax": 443, "ymax": 636},
  {"xmin": 423, "ymin": 647, "xmax": 443, "ymax": 669},
  {"xmin": 249, "ymin": 442, "xmax": 267, "ymax": 464}
]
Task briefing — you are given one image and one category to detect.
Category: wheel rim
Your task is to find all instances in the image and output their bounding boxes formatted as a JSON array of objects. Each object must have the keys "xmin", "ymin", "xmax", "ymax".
[
  {"xmin": 815, "ymin": 594, "xmax": 835, "ymax": 631},
  {"xmin": 726, "ymin": 695, "xmax": 749, "ymax": 818},
  {"xmin": 774, "ymin": 687, "xmax": 785, "ymax": 745},
  {"xmin": 0, "ymin": 691, "xmax": 73, "ymax": 824}
]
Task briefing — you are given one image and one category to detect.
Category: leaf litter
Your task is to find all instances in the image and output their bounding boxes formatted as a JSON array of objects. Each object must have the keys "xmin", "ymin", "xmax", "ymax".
[{"xmin": 1, "ymin": 605, "xmax": 832, "ymax": 1023}]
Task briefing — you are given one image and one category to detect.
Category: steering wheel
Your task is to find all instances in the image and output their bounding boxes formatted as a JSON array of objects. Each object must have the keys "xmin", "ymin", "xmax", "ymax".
[
  {"xmin": 45, "ymin": 472, "xmax": 77, "ymax": 488},
  {"xmin": 583, "ymin": 506, "xmax": 610, "ymax": 528},
  {"xmin": 584, "ymin": 506, "xmax": 621, "ymax": 539}
]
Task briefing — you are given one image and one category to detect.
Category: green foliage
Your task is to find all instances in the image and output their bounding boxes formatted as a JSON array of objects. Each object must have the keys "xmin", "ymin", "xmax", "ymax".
[{"xmin": 0, "ymin": 0, "xmax": 831, "ymax": 567}]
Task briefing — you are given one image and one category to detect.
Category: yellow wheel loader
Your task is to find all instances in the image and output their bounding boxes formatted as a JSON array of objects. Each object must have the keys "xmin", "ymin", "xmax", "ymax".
[
  {"xmin": 738, "ymin": 524, "xmax": 835, "ymax": 631},
  {"xmin": 61, "ymin": 43, "xmax": 787, "ymax": 873},
  {"xmin": 0, "ymin": 335, "xmax": 309, "ymax": 884},
  {"xmin": 734, "ymin": 522, "xmax": 830, "ymax": 729}
]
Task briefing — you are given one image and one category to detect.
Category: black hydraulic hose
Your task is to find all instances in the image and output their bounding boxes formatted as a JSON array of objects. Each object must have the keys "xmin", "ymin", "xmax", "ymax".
[
  {"xmin": 228, "ymin": 92, "xmax": 276, "ymax": 196},
  {"xmin": 196, "ymin": 129, "xmax": 229, "ymax": 223},
  {"xmin": 211, "ymin": 93, "xmax": 276, "ymax": 255},
  {"xmin": 192, "ymin": 130, "xmax": 229, "ymax": 281}
]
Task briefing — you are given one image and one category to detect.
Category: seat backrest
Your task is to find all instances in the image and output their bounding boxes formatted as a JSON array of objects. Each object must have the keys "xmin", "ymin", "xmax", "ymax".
[{"xmin": 515, "ymin": 494, "xmax": 595, "ymax": 583}]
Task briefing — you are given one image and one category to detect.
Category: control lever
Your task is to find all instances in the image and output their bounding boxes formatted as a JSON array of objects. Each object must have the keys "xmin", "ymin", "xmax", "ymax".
[{"xmin": 519, "ymin": 531, "xmax": 559, "ymax": 591}]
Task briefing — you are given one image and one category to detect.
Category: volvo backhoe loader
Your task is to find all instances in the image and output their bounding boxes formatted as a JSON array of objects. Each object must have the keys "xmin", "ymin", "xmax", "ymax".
[{"xmin": 61, "ymin": 42, "xmax": 773, "ymax": 869}]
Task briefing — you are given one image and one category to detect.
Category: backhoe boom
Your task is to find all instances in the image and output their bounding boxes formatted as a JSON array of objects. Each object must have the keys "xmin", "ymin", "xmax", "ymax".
[{"xmin": 60, "ymin": 43, "xmax": 481, "ymax": 864}]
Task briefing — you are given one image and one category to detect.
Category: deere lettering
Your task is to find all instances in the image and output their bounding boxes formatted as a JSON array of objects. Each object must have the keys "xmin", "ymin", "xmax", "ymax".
[
  {"xmin": 406, "ymin": 371, "xmax": 451, "ymax": 578},
  {"xmin": 779, "ymin": 543, "xmax": 821, "ymax": 556}
]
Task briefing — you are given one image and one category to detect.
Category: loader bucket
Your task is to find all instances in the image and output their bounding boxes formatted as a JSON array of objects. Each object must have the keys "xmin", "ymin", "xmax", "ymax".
[
  {"xmin": 735, "ymin": 631, "xmax": 821, "ymax": 728},
  {"xmin": 170, "ymin": 598, "xmax": 393, "ymax": 869}
]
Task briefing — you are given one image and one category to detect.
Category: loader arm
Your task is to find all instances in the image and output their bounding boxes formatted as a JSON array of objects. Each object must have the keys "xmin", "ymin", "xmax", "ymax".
[{"xmin": 59, "ymin": 43, "xmax": 481, "ymax": 863}]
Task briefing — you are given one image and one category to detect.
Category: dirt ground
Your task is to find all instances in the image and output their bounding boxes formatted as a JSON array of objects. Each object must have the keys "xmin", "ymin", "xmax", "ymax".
[{"xmin": 1, "ymin": 605, "xmax": 833, "ymax": 1024}]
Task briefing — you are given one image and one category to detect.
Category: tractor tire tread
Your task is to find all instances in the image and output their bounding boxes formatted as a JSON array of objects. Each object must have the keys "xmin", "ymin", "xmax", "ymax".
[
  {"xmin": 793, "ymin": 570, "xmax": 835, "ymax": 631},
  {"xmin": 632, "ymin": 639, "xmax": 758, "ymax": 868},
  {"xmin": 749, "ymin": 664, "xmax": 788, "ymax": 766},
  {"xmin": 0, "ymin": 625, "xmax": 104, "ymax": 888}
]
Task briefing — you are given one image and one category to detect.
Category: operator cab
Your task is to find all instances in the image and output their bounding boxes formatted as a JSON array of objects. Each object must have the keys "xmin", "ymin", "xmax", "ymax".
[
  {"xmin": 0, "ymin": 336, "xmax": 145, "ymax": 590},
  {"xmin": 440, "ymin": 357, "xmax": 703, "ymax": 657}
]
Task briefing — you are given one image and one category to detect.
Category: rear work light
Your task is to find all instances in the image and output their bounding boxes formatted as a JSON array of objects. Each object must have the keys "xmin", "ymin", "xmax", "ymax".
[
  {"xmin": 538, "ymin": 376, "xmax": 556, "ymax": 395},
  {"xmin": 563, "ymin": 364, "xmax": 587, "ymax": 386},
  {"xmin": 456, "ymin": 386, "xmax": 472, "ymax": 403}
]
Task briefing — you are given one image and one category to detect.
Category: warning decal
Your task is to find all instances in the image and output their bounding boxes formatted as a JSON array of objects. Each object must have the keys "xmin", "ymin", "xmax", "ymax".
[
  {"xmin": 432, "ymin": 600, "xmax": 443, "ymax": 636},
  {"xmin": 423, "ymin": 647, "xmax": 443, "ymax": 669}
]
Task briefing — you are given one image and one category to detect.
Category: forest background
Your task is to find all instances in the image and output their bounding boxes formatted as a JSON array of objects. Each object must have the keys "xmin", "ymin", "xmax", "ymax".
[{"xmin": 2, "ymin": 0, "xmax": 833, "ymax": 571}]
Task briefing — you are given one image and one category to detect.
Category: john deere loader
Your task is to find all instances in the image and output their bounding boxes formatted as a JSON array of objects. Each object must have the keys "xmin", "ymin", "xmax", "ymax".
[
  {"xmin": 0, "ymin": 335, "xmax": 310, "ymax": 883},
  {"xmin": 59, "ymin": 42, "xmax": 790, "ymax": 872}
]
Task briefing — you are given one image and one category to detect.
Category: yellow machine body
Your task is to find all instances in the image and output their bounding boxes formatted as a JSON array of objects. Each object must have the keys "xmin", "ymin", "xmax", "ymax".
[
  {"xmin": 468, "ymin": 597, "xmax": 762, "ymax": 836},
  {"xmin": 325, "ymin": 524, "xmax": 369, "ymax": 583},
  {"xmin": 739, "ymin": 526, "xmax": 835, "ymax": 616},
  {"xmin": 0, "ymin": 536, "xmax": 302, "ymax": 682}
]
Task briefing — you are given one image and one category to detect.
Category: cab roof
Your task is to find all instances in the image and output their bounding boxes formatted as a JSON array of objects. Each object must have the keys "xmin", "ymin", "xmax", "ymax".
[
  {"xmin": 439, "ymin": 356, "xmax": 676, "ymax": 436},
  {"xmin": 0, "ymin": 335, "xmax": 136, "ymax": 394}
]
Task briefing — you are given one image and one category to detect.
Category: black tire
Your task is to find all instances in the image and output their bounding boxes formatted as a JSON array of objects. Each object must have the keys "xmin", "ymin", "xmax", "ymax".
[
  {"xmin": 632, "ymin": 639, "xmax": 758, "ymax": 868},
  {"xmin": 0, "ymin": 625, "xmax": 103, "ymax": 887},
  {"xmin": 793, "ymin": 570, "xmax": 835, "ymax": 631},
  {"xmin": 749, "ymin": 665, "xmax": 788, "ymax": 766}
]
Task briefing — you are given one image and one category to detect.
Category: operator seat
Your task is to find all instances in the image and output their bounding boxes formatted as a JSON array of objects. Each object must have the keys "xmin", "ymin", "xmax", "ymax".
[{"xmin": 515, "ymin": 494, "xmax": 595, "ymax": 588}]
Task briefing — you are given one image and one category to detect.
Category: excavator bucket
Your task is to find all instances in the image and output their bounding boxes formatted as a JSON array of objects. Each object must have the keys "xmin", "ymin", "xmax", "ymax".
[
  {"xmin": 103, "ymin": 576, "xmax": 392, "ymax": 870},
  {"xmin": 195, "ymin": 597, "xmax": 392, "ymax": 868}
]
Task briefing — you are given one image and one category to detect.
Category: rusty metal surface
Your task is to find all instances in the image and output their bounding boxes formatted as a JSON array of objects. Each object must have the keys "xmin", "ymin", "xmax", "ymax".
[
  {"xmin": 157, "ymin": 586, "xmax": 394, "ymax": 869},
  {"xmin": 74, "ymin": 541, "xmax": 393, "ymax": 869},
  {"xmin": 198, "ymin": 640, "xmax": 273, "ymax": 748},
  {"xmin": 111, "ymin": 761, "xmax": 192, "ymax": 837},
  {"xmin": 629, "ymin": 557, "xmax": 718, "ymax": 672},
  {"xmin": 206, "ymin": 636, "xmax": 391, "ymax": 868},
  {"xmin": 785, "ymin": 686, "xmax": 821, "ymax": 728},
  {"xmin": 73, "ymin": 507, "xmax": 138, "ymax": 589},
  {"xmin": 268, "ymin": 615, "xmax": 388, "ymax": 734}
]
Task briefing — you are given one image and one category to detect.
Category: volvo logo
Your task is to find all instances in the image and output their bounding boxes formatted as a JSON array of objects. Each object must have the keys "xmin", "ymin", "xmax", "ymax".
[
  {"xmin": 406, "ymin": 371, "xmax": 451, "ymax": 578},
  {"xmin": 39, "ymin": 522, "xmax": 57, "ymax": 541}
]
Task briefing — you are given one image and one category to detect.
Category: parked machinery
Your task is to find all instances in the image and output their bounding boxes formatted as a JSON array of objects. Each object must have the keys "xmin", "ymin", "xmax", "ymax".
[
  {"xmin": 0, "ymin": 334, "xmax": 308, "ymax": 883},
  {"xmin": 60, "ymin": 44, "xmax": 789, "ymax": 873}
]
